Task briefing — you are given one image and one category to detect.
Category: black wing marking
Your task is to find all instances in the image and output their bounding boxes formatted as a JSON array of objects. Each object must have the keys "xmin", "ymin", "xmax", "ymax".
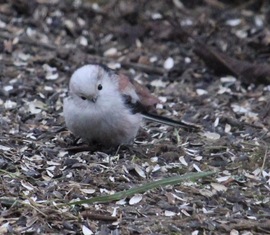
[{"xmin": 122, "ymin": 94, "xmax": 146, "ymax": 114}]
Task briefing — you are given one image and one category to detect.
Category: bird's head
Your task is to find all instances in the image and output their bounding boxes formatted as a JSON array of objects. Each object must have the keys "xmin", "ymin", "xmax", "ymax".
[{"xmin": 69, "ymin": 64, "xmax": 115, "ymax": 103}]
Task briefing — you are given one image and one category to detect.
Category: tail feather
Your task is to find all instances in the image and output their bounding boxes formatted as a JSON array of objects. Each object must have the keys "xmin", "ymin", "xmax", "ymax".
[{"xmin": 141, "ymin": 112, "xmax": 202, "ymax": 131}]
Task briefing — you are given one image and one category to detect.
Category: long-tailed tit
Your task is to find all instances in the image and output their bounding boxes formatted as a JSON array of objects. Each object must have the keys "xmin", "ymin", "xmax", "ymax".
[{"xmin": 63, "ymin": 64, "xmax": 200, "ymax": 147}]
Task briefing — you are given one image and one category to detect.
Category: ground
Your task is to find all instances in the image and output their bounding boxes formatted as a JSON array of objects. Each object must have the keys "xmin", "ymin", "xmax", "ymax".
[{"xmin": 0, "ymin": 0, "xmax": 270, "ymax": 234}]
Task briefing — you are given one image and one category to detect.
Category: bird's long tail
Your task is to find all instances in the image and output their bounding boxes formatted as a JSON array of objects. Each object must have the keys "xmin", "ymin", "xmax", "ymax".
[{"xmin": 141, "ymin": 112, "xmax": 202, "ymax": 131}]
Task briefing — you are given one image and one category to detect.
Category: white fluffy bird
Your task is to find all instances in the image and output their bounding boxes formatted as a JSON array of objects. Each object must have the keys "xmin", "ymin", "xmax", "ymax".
[{"xmin": 63, "ymin": 64, "xmax": 199, "ymax": 147}]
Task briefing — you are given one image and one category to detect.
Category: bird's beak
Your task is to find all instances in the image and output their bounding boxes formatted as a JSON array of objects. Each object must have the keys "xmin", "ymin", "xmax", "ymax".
[{"xmin": 91, "ymin": 96, "xmax": 98, "ymax": 103}]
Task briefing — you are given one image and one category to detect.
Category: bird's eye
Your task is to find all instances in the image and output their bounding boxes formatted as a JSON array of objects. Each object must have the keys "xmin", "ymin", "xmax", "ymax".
[
  {"xmin": 97, "ymin": 84, "xmax": 103, "ymax": 90},
  {"xmin": 80, "ymin": 96, "xmax": 87, "ymax": 100}
]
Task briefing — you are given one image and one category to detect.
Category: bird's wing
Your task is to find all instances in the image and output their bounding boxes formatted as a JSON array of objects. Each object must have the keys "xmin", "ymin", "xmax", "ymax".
[
  {"xmin": 118, "ymin": 73, "xmax": 160, "ymax": 107},
  {"xmin": 117, "ymin": 72, "xmax": 201, "ymax": 131}
]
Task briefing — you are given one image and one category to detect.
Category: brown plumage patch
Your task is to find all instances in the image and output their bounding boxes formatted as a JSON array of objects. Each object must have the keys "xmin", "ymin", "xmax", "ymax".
[{"xmin": 118, "ymin": 73, "xmax": 159, "ymax": 108}]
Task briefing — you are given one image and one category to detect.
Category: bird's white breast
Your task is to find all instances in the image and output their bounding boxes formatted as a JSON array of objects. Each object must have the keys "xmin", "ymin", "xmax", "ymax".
[{"xmin": 63, "ymin": 92, "xmax": 142, "ymax": 146}]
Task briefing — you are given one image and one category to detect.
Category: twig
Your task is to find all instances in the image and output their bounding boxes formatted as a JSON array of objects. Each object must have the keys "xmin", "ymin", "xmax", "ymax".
[
  {"xmin": 27, "ymin": 201, "xmax": 47, "ymax": 217},
  {"xmin": 65, "ymin": 145, "xmax": 99, "ymax": 153},
  {"xmin": 85, "ymin": 54, "xmax": 165, "ymax": 75},
  {"xmin": 203, "ymin": 0, "xmax": 226, "ymax": 9},
  {"xmin": 261, "ymin": 144, "xmax": 268, "ymax": 173},
  {"xmin": 0, "ymin": 31, "xmax": 56, "ymax": 50},
  {"xmin": 81, "ymin": 211, "xmax": 118, "ymax": 221}
]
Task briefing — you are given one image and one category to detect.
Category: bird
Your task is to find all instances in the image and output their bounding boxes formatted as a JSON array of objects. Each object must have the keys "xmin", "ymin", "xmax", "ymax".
[{"xmin": 63, "ymin": 64, "xmax": 200, "ymax": 147}]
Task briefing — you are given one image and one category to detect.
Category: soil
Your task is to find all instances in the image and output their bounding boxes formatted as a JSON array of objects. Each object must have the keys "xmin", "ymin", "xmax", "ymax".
[{"xmin": 0, "ymin": 0, "xmax": 270, "ymax": 234}]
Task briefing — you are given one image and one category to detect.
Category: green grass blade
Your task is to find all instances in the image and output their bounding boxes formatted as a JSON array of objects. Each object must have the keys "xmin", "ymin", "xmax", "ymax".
[{"xmin": 68, "ymin": 171, "xmax": 216, "ymax": 205}]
